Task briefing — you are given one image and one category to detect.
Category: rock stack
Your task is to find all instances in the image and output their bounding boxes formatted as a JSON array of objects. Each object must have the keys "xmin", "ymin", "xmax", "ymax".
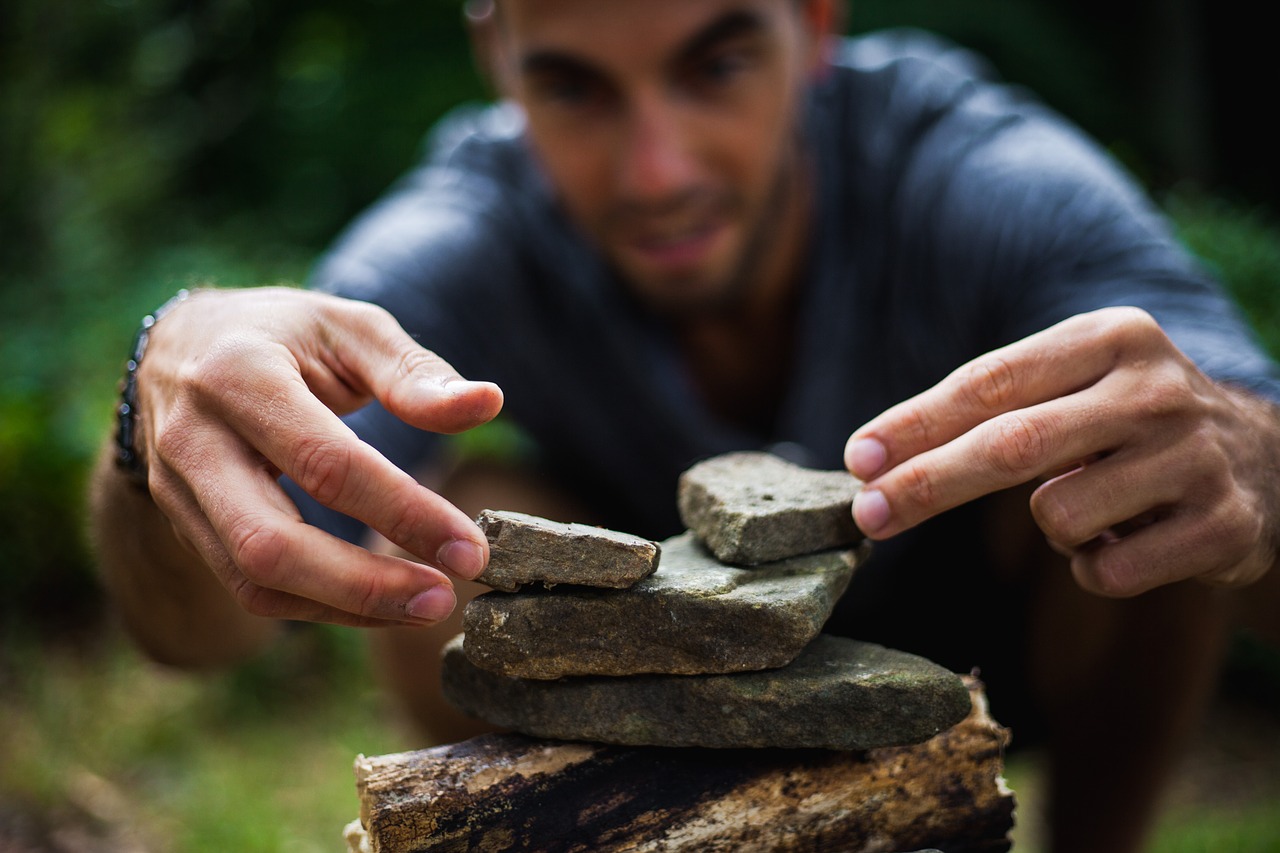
[{"xmin": 441, "ymin": 451, "xmax": 972, "ymax": 751}]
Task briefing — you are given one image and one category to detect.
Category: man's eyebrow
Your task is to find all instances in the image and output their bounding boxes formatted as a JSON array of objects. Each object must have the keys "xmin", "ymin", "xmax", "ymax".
[
  {"xmin": 517, "ymin": 8, "xmax": 768, "ymax": 79},
  {"xmin": 520, "ymin": 50, "xmax": 600, "ymax": 81},
  {"xmin": 675, "ymin": 8, "xmax": 767, "ymax": 63}
]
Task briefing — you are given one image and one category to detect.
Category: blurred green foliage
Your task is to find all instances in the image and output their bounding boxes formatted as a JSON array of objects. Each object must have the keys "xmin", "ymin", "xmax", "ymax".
[
  {"xmin": 0, "ymin": 627, "xmax": 405, "ymax": 851},
  {"xmin": 1, "ymin": 0, "xmax": 485, "ymax": 636},
  {"xmin": 1, "ymin": 0, "xmax": 1278, "ymax": 641}
]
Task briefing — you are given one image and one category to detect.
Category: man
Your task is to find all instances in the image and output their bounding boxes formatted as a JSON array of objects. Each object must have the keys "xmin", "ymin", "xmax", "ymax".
[{"xmin": 90, "ymin": 1, "xmax": 1280, "ymax": 850}]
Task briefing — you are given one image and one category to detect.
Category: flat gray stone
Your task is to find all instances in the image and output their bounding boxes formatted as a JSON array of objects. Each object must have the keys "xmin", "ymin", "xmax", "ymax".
[
  {"xmin": 475, "ymin": 509, "xmax": 660, "ymax": 592},
  {"xmin": 442, "ymin": 634, "xmax": 972, "ymax": 750},
  {"xmin": 678, "ymin": 451, "xmax": 863, "ymax": 564},
  {"xmin": 462, "ymin": 532, "xmax": 864, "ymax": 679}
]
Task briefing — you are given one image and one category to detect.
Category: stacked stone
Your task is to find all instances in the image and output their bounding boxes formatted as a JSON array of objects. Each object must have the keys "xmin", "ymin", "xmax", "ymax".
[{"xmin": 441, "ymin": 451, "xmax": 972, "ymax": 751}]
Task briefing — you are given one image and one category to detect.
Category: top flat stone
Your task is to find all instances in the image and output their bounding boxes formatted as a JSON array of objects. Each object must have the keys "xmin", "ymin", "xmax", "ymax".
[
  {"xmin": 678, "ymin": 451, "xmax": 863, "ymax": 564},
  {"xmin": 475, "ymin": 509, "xmax": 660, "ymax": 592}
]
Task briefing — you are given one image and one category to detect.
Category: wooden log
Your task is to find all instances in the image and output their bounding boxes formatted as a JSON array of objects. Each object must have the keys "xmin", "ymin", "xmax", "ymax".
[{"xmin": 346, "ymin": 678, "xmax": 1014, "ymax": 853}]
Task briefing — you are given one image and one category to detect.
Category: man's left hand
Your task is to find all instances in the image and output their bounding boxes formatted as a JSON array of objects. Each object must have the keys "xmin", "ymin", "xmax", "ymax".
[{"xmin": 844, "ymin": 306, "xmax": 1280, "ymax": 596}]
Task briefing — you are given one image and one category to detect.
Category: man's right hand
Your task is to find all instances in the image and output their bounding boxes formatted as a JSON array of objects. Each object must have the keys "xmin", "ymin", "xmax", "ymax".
[{"xmin": 132, "ymin": 287, "xmax": 504, "ymax": 628}]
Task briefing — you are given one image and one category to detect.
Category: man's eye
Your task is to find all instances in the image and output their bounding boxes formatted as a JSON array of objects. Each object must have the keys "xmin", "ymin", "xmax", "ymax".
[
  {"xmin": 531, "ymin": 77, "xmax": 607, "ymax": 110},
  {"xmin": 700, "ymin": 52, "xmax": 750, "ymax": 83},
  {"xmin": 684, "ymin": 46, "xmax": 759, "ymax": 94},
  {"xmin": 542, "ymin": 80, "xmax": 588, "ymax": 103}
]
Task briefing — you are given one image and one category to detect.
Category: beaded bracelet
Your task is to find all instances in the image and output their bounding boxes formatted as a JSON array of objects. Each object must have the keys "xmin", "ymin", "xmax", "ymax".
[{"xmin": 115, "ymin": 289, "xmax": 191, "ymax": 485}]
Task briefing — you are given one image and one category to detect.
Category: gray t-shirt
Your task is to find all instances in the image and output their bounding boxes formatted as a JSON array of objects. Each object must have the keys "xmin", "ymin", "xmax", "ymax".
[{"xmin": 297, "ymin": 29, "xmax": 1280, "ymax": 544}]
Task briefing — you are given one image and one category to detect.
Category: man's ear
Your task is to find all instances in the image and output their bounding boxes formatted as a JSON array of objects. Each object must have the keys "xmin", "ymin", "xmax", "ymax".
[
  {"xmin": 800, "ymin": 0, "xmax": 844, "ymax": 78},
  {"xmin": 464, "ymin": 0, "xmax": 504, "ymax": 94}
]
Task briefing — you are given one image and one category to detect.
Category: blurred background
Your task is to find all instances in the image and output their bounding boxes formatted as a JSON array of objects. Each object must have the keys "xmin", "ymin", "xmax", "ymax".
[{"xmin": 1, "ymin": 0, "xmax": 1277, "ymax": 850}]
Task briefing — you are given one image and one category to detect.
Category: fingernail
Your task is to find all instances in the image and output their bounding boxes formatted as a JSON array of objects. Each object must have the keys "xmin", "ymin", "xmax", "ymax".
[
  {"xmin": 437, "ymin": 538, "xmax": 486, "ymax": 579},
  {"xmin": 418, "ymin": 376, "xmax": 476, "ymax": 397},
  {"xmin": 442, "ymin": 377, "xmax": 501, "ymax": 396},
  {"xmin": 406, "ymin": 585, "xmax": 456, "ymax": 622},
  {"xmin": 853, "ymin": 488, "xmax": 891, "ymax": 535},
  {"xmin": 845, "ymin": 437, "xmax": 887, "ymax": 479}
]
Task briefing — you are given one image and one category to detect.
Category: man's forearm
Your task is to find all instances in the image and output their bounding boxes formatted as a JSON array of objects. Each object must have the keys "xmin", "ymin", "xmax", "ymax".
[
  {"xmin": 88, "ymin": 441, "xmax": 280, "ymax": 668},
  {"xmin": 1214, "ymin": 386, "xmax": 1280, "ymax": 645}
]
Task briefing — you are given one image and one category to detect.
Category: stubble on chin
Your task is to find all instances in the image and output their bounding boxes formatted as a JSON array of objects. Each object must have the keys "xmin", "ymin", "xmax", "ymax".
[{"xmin": 616, "ymin": 143, "xmax": 807, "ymax": 323}]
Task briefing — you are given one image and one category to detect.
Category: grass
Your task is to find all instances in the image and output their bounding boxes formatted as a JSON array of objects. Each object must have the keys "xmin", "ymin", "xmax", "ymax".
[{"xmin": 0, "ymin": 626, "xmax": 408, "ymax": 852}]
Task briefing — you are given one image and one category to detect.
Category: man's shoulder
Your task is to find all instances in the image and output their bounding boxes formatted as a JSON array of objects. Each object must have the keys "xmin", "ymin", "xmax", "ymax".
[
  {"xmin": 422, "ymin": 101, "xmax": 528, "ymax": 170},
  {"xmin": 813, "ymin": 28, "xmax": 1084, "ymax": 202},
  {"xmin": 820, "ymin": 27, "xmax": 1038, "ymax": 133},
  {"xmin": 385, "ymin": 100, "xmax": 546, "ymax": 223},
  {"xmin": 832, "ymin": 28, "xmax": 1000, "ymax": 83}
]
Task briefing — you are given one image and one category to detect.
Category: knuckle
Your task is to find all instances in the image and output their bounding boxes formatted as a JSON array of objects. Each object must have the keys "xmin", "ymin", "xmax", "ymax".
[
  {"xmin": 987, "ymin": 412, "xmax": 1053, "ymax": 477},
  {"xmin": 897, "ymin": 462, "xmax": 939, "ymax": 511},
  {"xmin": 394, "ymin": 345, "xmax": 449, "ymax": 383},
  {"xmin": 1203, "ymin": 496, "xmax": 1263, "ymax": 562},
  {"xmin": 228, "ymin": 520, "xmax": 291, "ymax": 588},
  {"xmin": 1096, "ymin": 305, "xmax": 1161, "ymax": 346},
  {"xmin": 344, "ymin": 298, "xmax": 396, "ymax": 328},
  {"xmin": 231, "ymin": 577, "xmax": 286, "ymax": 618},
  {"xmin": 1110, "ymin": 305, "xmax": 1159, "ymax": 332},
  {"xmin": 900, "ymin": 406, "xmax": 936, "ymax": 449},
  {"xmin": 351, "ymin": 569, "xmax": 392, "ymax": 618},
  {"xmin": 187, "ymin": 340, "xmax": 258, "ymax": 400},
  {"xmin": 151, "ymin": 407, "xmax": 202, "ymax": 467},
  {"xmin": 291, "ymin": 436, "xmax": 355, "ymax": 506},
  {"xmin": 1131, "ymin": 365, "xmax": 1195, "ymax": 420},
  {"xmin": 1029, "ymin": 486, "xmax": 1080, "ymax": 545},
  {"xmin": 1075, "ymin": 551, "xmax": 1143, "ymax": 598},
  {"xmin": 382, "ymin": 498, "xmax": 432, "ymax": 554},
  {"xmin": 960, "ymin": 355, "xmax": 1019, "ymax": 412}
]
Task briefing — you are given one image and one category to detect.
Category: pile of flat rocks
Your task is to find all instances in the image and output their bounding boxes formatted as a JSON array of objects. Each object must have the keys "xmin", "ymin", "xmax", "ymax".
[{"xmin": 441, "ymin": 451, "xmax": 972, "ymax": 750}]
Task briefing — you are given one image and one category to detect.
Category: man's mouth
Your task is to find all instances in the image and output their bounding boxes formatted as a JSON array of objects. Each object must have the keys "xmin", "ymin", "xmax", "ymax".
[{"xmin": 625, "ymin": 219, "xmax": 727, "ymax": 272}]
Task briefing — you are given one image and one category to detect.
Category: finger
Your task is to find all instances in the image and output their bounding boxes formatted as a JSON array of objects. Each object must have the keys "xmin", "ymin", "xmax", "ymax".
[
  {"xmin": 156, "ymin": 422, "xmax": 464, "ymax": 624},
  {"xmin": 176, "ymin": 504, "xmax": 436, "ymax": 627},
  {"xmin": 307, "ymin": 299, "xmax": 504, "ymax": 434},
  {"xmin": 845, "ymin": 309, "xmax": 1158, "ymax": 480},
  {"xmin": 191, "ymin": 359, "xmax": 489, "ymax": 578},
  {"xmin": 1028, "ymin": 440, "xmax": 1189, "ymax": 551},
  {"xmin": 150, "ymin": 458, "xmax": 418, "ymax": 626},
  {"xmin": 1069, "ymin": 498, "xmax": 1266, "ymax": 597},
  {"xmin": 853, "ymin": 386, "xmax": 1138, "ymax": 537}
]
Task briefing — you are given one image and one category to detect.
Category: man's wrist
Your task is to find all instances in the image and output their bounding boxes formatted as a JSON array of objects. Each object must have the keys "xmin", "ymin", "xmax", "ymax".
[{"xmin": 115, "ymin": 289, "xmax": 191, "ymax": 487}]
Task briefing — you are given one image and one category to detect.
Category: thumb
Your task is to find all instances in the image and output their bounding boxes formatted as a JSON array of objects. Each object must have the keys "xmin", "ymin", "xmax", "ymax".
[{"xmin": 313, "ymin": 299, "xmax": 504, "ymax": 434}]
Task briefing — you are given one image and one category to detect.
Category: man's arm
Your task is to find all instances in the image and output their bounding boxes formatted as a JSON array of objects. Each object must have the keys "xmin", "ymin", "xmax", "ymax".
[
  {"xmin": 90, "ymin": 441, "xmax": 283, "ymax": 667},
  {"xmin": 89, "ymin": 286, "xmax": 504, "ymax": 666},
  {"xmin": 845, "ymin": 306, "xmax": 1280, "ymax": 598}
]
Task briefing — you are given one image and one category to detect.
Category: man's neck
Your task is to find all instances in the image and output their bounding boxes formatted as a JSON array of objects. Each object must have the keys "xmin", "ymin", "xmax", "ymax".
[{"xmin": 675, "ymin": 157, "xmax": 813, "ymax": 434}]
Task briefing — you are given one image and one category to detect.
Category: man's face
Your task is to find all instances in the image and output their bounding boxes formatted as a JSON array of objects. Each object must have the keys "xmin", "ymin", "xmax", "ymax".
[{"xmin": 494, "ymin": 0, "xmax": 825, "ymax": 317}]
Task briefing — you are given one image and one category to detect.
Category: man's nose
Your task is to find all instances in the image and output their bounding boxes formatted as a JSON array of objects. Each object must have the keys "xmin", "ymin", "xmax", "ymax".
[{"xmin": 616, "ymin": 92, "xmax": 701, "ymax": 204}]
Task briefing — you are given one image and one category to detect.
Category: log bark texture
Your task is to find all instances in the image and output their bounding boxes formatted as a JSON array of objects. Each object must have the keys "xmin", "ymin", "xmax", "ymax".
[{"xmin": 348, "ymin": 678, "xmax": 1014, "ymax": 853}]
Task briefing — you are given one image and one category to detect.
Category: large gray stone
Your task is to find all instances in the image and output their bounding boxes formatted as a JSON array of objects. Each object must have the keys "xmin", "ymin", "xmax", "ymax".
[
  {"xmin": 442, "ymin": 634, "xmax": 973, "ymax": 750},
  {"xmin": 475, "ymin": 509, "xmax": 660, "ymax": 593},
  {"xmin": 678, "ymin": 451, "xmax": 863, "ymax": 564},
  {"xmin": 462, "ymin": 532, "xmax": 864, "ymax": 679}
]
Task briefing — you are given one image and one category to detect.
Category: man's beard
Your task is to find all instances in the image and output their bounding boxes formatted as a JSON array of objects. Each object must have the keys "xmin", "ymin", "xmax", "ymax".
[{"xmin": 606, "ymin": 140, "xmax": 807, "ymax": 322}]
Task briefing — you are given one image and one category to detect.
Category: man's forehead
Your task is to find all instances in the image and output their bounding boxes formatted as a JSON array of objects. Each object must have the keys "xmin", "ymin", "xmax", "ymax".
[{"xmin": 495, "ymin": 0, "xmax": 796, "ymax": 67}]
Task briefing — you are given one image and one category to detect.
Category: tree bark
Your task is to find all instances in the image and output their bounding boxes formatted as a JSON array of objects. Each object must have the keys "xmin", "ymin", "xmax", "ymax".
[{"xmin": 347, "ymin": 677, "xmax": 1014, "ymax": 853}]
